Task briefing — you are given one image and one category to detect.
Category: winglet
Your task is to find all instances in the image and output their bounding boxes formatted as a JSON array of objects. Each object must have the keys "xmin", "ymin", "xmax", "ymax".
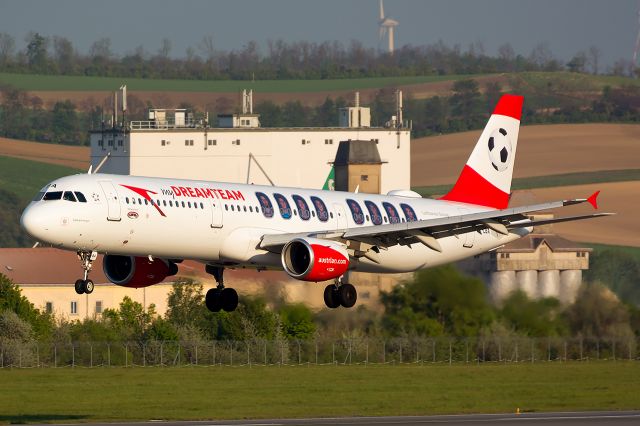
[{"xmin": 587, "ymin": 191, "xmax": 600, "ymax": 210}]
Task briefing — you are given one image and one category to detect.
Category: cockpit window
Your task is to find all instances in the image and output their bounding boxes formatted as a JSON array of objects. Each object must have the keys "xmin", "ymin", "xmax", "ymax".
[
  {"xmin": 32, "ymin": 192, "xmax": 45, "ymax": 202},
  {"xmin": 74, "ymin": 192, "xmax": 87, "ymax": 203},
  {"xmin": 63, "ymin": 191, "xmax": 77, "ymax": 202},
  {"xmin": 43, "ymin": 191, "xmax": 63, "ymax": 201}
]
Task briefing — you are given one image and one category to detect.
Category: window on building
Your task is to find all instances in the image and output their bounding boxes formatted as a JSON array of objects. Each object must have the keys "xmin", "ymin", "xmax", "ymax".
[
  {"xmin": 161, "ymin": 140, "xmax": 166, "ymax": 146},
  {"xmin": 45, "ymin": 302, "xmax": 53, "ymax": 314},
  {"xmin": 273, "ymin": 193, "xmax": 292, "ymax": 219},
  {"xmin": 118, "ymin": 140, "xmax": 123, "ymax": 146},
  {"xmin": 346, "ymin": 199, "xmax": 365, "ymax": 225},
  {"xmin": 95, "ymin": 301, "xmax": 103, "ymax": 314},
  {"xmin": 208, "ymin": 139, "xmax": 217, "ymax": 146},
  {"xmin": 70, "ymin": 301, "xmax": 78, "ymax": 315},
  {"xmin": 292, "ymin": 195, "xmax": 310, "ymax": 220},
  {"xmin": 324, "ymin": 139, "xmax": 333, "ymax": 145}
]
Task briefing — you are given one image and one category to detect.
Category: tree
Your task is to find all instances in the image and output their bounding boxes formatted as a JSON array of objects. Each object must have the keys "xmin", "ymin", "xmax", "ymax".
[
  {"xmin": 588, "ymin": 45, "xmax": 601, "ymax": 74},
  {"xmin": 567, "ymin": 51, "xmax": 587, "ymax": 73},
  {"xmin": 51, "ymin": 100, "xmax": 80, "ymax": 144},
  {"xmin": 564, "ymin": 283, "xmax": 634, "ymax": 340},
  {"xmin": 499, "ymin": 291, "xmax": 568, "ymax": 337},
  {"xmin": 166, "ymin": 278, "xmax": 207, "ymax": 328},
  {"xmin": 0, "ymin": 32, "xmax": 15, "ymax": 65},
  {"xmin": 0, "ymin": 273, "xmax": 52, "ymax": 338},
  {"xmin": 279, "ymin": 304, "xmax": 316, "ymax": 340},
  {"xmin": 585, "ymin": 248, "xmax": 640, "ymax": 305},
  {"xmin": 52, "ymin": 36, "xmax": 75, "ymax": 74},
  {"xmin": 450, "ymin": 79, "xmax": 482, "ymax": 129},
  {"xmin": 25, "ymin": 32, "xmax": 48, "ymax": 72},
  {"xmin": 381, "ymin": 265, "xmax": 495, "ymax": 337}
]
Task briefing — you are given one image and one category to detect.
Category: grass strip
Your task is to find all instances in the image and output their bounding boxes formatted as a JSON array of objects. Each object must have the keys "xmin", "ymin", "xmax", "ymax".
[
  {"xmin": 0, "ymin": 363, "xmax": 638, "ymax": 423},
  {"xmin": 0, "ymin": 73, "xmax": 477, "ymax": 93}
]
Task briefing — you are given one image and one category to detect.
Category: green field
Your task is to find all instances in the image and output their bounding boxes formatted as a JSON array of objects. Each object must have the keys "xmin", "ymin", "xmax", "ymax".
[
  {"xmin": 0, "ymin": 72, "xmax": 476, "ymax": 93},
  {"xmin": 0, "ymin": 156, "xmax": 81, "ymax": 205},
  {"xmin": 0, "ymin": 363, "xmax": 638, "ymax": 423},
  {"xmin": 413, "ymin": 169, "xmax": 640, "ymax": 197}
]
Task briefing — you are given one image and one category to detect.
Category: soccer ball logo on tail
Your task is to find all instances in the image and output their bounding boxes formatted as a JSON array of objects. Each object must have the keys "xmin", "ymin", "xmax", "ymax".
[{"xmin": 487, "ymin": 127, "xmax": 512, "ymax": 172}]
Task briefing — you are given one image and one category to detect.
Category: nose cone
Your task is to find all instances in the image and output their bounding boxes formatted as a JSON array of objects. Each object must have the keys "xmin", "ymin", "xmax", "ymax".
[{"xmin": 20, "ymin": 203, "xmax": 48, "ymax": 241}]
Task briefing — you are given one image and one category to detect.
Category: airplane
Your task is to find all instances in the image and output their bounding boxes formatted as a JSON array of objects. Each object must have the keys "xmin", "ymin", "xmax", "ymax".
[{"xmin": 20, "ymin": 94, "xmax": 612, "ymax": 312}]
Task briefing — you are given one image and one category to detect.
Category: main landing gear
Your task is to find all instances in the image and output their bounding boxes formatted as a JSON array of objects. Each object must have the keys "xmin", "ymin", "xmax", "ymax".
[
  {"xmin": 323, "ymin": 279, "xmax": 357, "ymax": 309},
  {"xmin": 74, "ymin": 251, "xmax": 97, "ymax": 295},
  {"xmin": 204, "ymin": 265, "xmax": 238, "ymax": 312}
]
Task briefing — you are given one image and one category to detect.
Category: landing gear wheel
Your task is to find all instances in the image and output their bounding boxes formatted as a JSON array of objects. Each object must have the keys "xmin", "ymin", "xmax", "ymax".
[
  {"xmin": 221, "ymin": 288, "xmax": 239, "ymax": 312},
  {"xmin": 323, "ymin": 285, "xmax": 341, "ymax": 309},
  {"xmin": 84, "ymin": 279, "xmax": 94, "ymax": 294},
  {"xmin": 205, "ymin": 288, "xmax": 222, "ymax": 312},
  {"xmin": 74, "ymin": 279, "xmax": 85, "ymax": 295},
  {"xmin": 338, "ymin": 283, "xmax": 357, "ymax": 308}
]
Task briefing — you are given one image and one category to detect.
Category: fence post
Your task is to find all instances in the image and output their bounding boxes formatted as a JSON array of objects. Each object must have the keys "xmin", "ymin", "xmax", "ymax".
[
  {"xmin": 448, "ymin": 340, "xmax": 452, "ymax": 366},
  {"xmin": 382, "ymin": 341, "xmax": 386, "ymax": 364},
  {"xmin": 515, "ymin": 340, "xmax": 519, "ymax": 363},
  {"xmin": 366, "ymin": 341, "xmax": 369, "ymax": 366},
  {"xmin": 563, "ymin": 340, "xmax": 567, "ymax": 362},
  {"xmin": 195, "ymin": 344, "xmax": 198, "ymax": 366},
  {"xmin": 465, "ymin": 339, "xmax": 469, "ymax": 364},
  {"xmin": 72, "ymin": 344, "xmax": 75, "ymax": 368},
  {"xmin": 213, "ymin": 341, "xmax": 216, "ymax": 366},
  {"xmin": 230, "ymin": 342, "xmax": 234, "ymax": 366},
  {"xmin": 125, "ymin": 344, "xmax": 128, "ymax": 368},
  {"xmin": 160, "ymin": 342, "xmax": 163, "ymax": 366},
  {"xmin": 36, "ymin": 344, "xmax": 39, "ymax": 368},
  {"xmin": 54, "ymin": 345, "xmax": 57, "ymax": 368},
  {"xmin": 432, "ymin": 339, "xmax": 436, "ymax": 363},
  {"xmin": 315, "ymin": 341, "xmax": 318, "ymax": 365},
  {"xmin": 90, "ymin": 344, "xmax": 93, "ymax": 368},
  {"xmin": 596, "ymin": 339, "xmax": 600, "ymax": 360},
  {"xmin": 332, "ymin": 342, "xmax": 335, "ymax": 365},
  {"xmin": 579, "ymin": 338, "xmax": 583, "ymax": 361},
  {"xmin": 143, "ymin": 344, "xmax": 146, "ymax": 367},
  {"xmin": 531, "ymin": 339, "xmax": 534, "ymax": 363},
  {"xmin": 265, "ymin": 340, "xmax": 268, "ymax": 366},
  {"xmin": 498, "ymin": 340, "xmax": 502, "ymax": 363},
  {"xmin": 298, "ymin": 341, "xmax": 302, "ymax": 365},
  {"xmin": 19, "ymin": 347, "xmax": 22, "ymax": 368},
  {"xmin": 547, "ymin": 339, "xmax": 551, "ymax": 362},
  {"xmin": 482, "ymin": 340, "xmax": 485, "ymax": 363},
  {"xmin": 108, "ymin": 344, "xmax": 111, "ymax": 367}
]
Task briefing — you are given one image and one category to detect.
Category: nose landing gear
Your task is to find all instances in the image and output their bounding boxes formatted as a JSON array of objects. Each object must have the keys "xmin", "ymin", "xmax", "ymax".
[
  {"xmin": 74, "ymin": 251, "xmax": 97, "ymax": 295},
  {"xmin": 324, "ymin": 278, "xmax": 357, "ymax": 309}
]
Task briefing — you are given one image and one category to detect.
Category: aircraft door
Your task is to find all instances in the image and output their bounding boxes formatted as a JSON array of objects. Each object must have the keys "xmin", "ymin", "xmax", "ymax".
[
  {"xmin": 98, "ymin": 180, "xmax": 121, "ymax": 221},
  {"xmin": 333, "ymin": 203, "xmax": 348, "ymax": 230},
  {"xmin": 211, "ymin": 200, "xmax": 223, "ymax": 228}
]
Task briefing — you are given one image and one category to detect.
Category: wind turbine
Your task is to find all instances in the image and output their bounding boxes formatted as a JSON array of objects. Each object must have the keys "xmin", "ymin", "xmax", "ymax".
[{"xmin": 378, "ymin": 0, "xmax": 399, "ymax": 54}]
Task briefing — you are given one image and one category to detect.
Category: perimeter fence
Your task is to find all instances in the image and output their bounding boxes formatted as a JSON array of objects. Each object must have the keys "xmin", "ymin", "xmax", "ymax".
[{"xmin": 0, "ymin": 336, "xmax": 638, "ymax": 368}]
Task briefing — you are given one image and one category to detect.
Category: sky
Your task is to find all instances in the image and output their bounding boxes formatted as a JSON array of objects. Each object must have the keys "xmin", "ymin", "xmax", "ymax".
[{"xmin": 0, "ymin": 0, "xmax": 638, "ymax": 69}]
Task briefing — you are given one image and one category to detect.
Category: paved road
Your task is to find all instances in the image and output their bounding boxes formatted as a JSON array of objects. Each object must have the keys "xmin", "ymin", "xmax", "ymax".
[{"xmin": 23, "ymin": 411, "xmax": 640, "ymax": 426}]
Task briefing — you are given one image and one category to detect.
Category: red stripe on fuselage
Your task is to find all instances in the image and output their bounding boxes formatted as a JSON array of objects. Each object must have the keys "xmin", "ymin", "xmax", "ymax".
[{"xmin": 440, "ymin": 165, "xmax": 509, "ymax": 209}]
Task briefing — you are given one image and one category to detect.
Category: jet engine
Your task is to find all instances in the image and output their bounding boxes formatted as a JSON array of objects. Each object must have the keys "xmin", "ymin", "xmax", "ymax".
[
  {"xmin": 281, "ymin": 238, "xmax": 349, "ymax": 282},
  {"xmin": 103, "ymin": 255, "xmax": 178, "ymax": 288}
]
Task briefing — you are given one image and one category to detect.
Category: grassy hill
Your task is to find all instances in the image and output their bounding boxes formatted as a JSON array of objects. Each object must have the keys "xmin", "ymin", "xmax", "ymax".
[{"xmin": 0, "ymin": 156, "xmax": 80, "ymax": 247}]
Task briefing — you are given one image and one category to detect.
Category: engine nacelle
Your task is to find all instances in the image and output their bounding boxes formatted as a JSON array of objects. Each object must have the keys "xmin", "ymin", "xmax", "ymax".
[
  {"xmin": 103, "ymin": 255, "xmax": 176, "ymax": 288},
  {"xmin": 281, "ymin": 238, "xmax": 349, "ymax": 282}
]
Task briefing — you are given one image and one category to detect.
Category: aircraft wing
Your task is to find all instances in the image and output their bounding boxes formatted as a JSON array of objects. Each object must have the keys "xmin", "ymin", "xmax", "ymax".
[{"xmin": 259, "ymin": 192, "xmax": 613, "ymax": 253}]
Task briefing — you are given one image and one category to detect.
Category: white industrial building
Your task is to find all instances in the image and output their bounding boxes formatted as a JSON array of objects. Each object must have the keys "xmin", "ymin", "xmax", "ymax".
[{"xmin": 90, "ymin": 90, "xmax": 411, "ymax": 193}]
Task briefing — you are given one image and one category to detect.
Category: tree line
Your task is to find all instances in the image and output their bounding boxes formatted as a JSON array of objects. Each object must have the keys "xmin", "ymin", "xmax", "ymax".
[
  {"xmin": 3, "ymin": 78, "xmax": 640, "ymax": 147},
  {"xmin": 1, "ymin": 258, "xmax": 638, "ymax": 366},
  {"xmin": 0, "ymin": 32, "xmax": 633, "ymax": 81}
]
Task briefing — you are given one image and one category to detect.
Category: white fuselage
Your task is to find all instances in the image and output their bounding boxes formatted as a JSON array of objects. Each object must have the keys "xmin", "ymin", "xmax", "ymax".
[{"xmin": 21, "ymin": 173, "xmax": 528, "ymax": 276}]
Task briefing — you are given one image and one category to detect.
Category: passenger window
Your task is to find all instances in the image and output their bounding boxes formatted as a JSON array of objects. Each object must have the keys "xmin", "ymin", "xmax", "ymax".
[
  {"xmin": 364, "ymin": 201, "xmax": 383, "ymax": 225},
  {"xmin": 310, "ymin": 196, "xmax": 329, "ymax": 222},
  {"xmin": 169, "ymin": 200, "xmax": 173, "ymax": 207},
  {"xmin": 43, "ymin": 191, "xmax": 63, "ymax": 201},
  {"xmin": 63, "ymin": 191, "xmax": 77, "ymax": 202},
  {"xmin": 346, "ymin": 199, "xmax": 365, "ymax": 225},
  {"xmin": 74, "ymin": 192, "xmax": 87, "ymax": 203},
  {"xmin": 181, "ymin": 201, "xmax": 185, "ymax": 207},
  {"xmin": 400, "ymin": 203, "xmax": 418, "ymax": 222},
  {"xmin": 273, "ymin": 193, "xmax": 292, "ymax": 219},
  {"xmin": 292, "ymin": 195, "xmax": 310, "ymax": 220},
  {"xmin": 255, "ymin": 192, "xmax": 274, "ymax": 218},
  {"xmin": 383, "ymin": 202, "xmax": 401, "ymax": 224}
]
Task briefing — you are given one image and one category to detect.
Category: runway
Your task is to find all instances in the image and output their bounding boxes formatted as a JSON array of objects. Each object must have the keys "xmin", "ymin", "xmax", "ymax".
[{"xmin": 23, "ymin": 411, "xmax": 640, "ymax": 426}]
